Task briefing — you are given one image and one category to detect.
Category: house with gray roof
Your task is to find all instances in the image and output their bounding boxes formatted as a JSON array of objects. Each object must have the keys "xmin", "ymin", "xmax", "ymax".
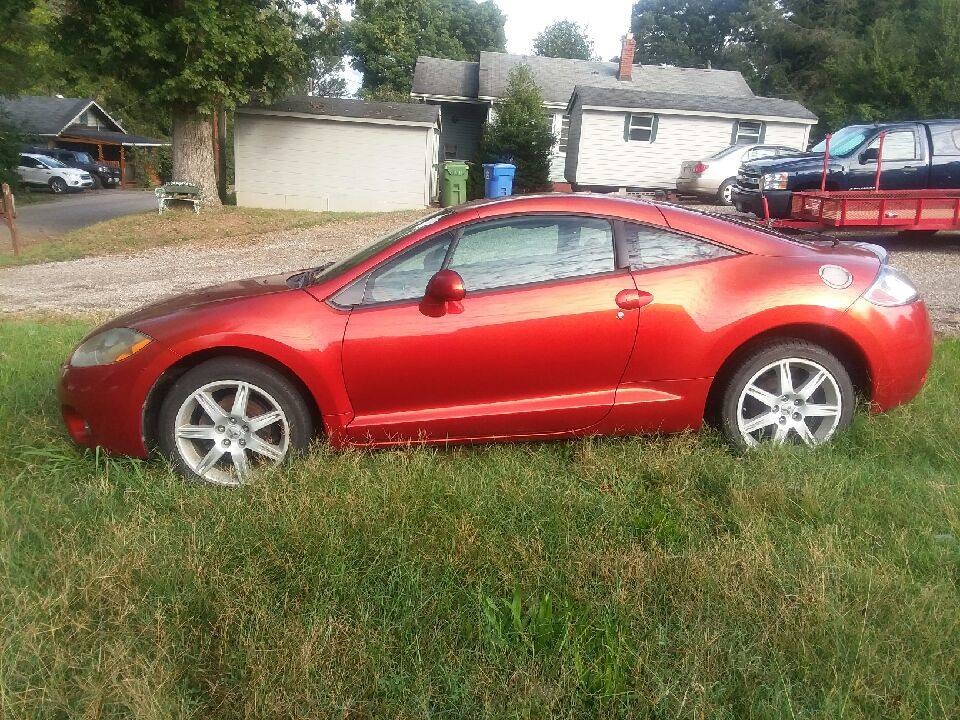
[
  {"xmin": 0, "ymin": 95, "xmax": 168, "ymax": 186},
  {"xmin": 412, "ymin": 34, "xmax": 817, "ymax": 190}
]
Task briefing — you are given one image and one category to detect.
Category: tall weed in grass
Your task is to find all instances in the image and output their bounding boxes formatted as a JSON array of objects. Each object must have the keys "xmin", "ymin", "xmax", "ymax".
[{"xmin": 1, "ymin": 316, "xmax": 958, "ymax": 718}]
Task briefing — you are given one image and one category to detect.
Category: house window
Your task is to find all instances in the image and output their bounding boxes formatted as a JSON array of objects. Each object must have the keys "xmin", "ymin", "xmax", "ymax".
[
  {"xmin": 443, "ymin": 143, "xmax": 458, "ymax": 160},
  {"xmin": 734, "ymin": 120, "xmax": 764, "ymax": 145},
  {"xmin": 558, "ymin": 114, "xmax": 570, "ymax": 153},
  {"xmin": 626, "ymin": 113, "xmax": 657, "ymax": 143}
]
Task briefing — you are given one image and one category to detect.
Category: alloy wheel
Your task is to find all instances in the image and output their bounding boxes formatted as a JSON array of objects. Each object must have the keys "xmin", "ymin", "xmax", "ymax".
[
  {"xmin": 173, "ymin": 379, "xmax": 289, "ymax": 485},
  {"xmin": 736, "ymin": 357, "xmax": 842, "ymax": 447}
]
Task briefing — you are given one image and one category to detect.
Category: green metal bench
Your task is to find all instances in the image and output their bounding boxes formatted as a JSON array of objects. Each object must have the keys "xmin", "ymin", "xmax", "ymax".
[{"xmin": 155, "ymin": 182, "xmax": 202, "ymax": 214}]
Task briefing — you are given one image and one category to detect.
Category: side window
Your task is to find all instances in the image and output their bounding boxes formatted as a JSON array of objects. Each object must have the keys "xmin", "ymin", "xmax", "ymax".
[
  {"xmin": 625, "ymin": 113, "xmax": 657, "ymax": 143},
  {"xmin": 931, "ymin": 126, "xmax": 960, "ymax": 156},
  {"xmin": 733, "ymin": 120, "xmax": 764, "ymax": 145},
  {"xmin": 868, "ymin": 130, "xmax": 917, "ymax": 161},
  {"xmin": 19, "ymin": 156, "xmax": 36, "ymax": 168},
  {"xmin": 558, "ymin": 113, "xmax": 570, "ymax": 153},
  {"xmin": 448, "ymin": 215, "xmax": 615, "ymax": 291},
  {"xmin": 359, "ymin": 232, "xmax": 454, "ymax": 304},
  {"xmin": 624, "ymin": 223, "xmax": 736, "ymax": 271}
]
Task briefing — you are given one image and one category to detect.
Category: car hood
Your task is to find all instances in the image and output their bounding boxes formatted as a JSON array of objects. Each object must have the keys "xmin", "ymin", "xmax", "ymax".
[
  {"xmin": 104, "ymin": 272, "xmax": 299, "ymax": 331},
  {"xmin": 743, "ymin": 152, "xmax": 824, "ymax": 173}
]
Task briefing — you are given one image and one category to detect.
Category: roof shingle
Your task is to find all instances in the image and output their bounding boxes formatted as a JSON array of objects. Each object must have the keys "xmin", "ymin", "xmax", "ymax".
[
  {"xmin": 239, "ymin": 96, "xmax": 440, "ymax": 124},
  {"xmin": 571, "ymin": 85, "xmax": 817, "ymax": 121},
  {"xmin": 412, "ymin": 58, "xmax": 480, "ymax": 99},
  {"xmin": 0, "ymin": 95, "xmax": 104, "ymax": 135}
]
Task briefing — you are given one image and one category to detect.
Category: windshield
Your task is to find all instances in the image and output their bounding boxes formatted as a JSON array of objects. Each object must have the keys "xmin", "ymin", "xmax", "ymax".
[
  {"xmin": 310, "ymin": 209, "xmax": 453, "ymax": 285},
  {"xmin": 810, "ymin": 126, "xmax": 871, "ymax": 157},
  {"xmin": 74, "ymin": 152, "xmax": 94, "ymax": 164},
  {"xmin": 707, "ymin": 145, "xmax": 742, "ymax": 160}
]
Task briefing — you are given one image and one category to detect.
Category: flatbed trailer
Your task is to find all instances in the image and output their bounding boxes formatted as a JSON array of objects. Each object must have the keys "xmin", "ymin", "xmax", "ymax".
[{"xmin": 752, "ymin": 130, "xmax": 960, "ymax": 233}]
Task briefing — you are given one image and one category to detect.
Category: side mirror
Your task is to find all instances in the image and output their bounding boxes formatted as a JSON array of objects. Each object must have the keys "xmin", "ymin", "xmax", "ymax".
[
  {"xmin": 425, "ymin": 269, "xmax": 465, "ymax": 302},
  {"xmin": 860, "ymin": 147, "xmax": 879, "ymax": 164}
]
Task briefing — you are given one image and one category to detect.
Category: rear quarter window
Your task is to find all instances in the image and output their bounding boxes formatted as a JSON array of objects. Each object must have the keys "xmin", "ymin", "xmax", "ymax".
[{"xmin": 930, "ymin": 125, "xmax": 960, "ymax": 156}]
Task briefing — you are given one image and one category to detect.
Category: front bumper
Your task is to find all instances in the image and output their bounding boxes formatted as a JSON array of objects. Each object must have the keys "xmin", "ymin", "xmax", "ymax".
[
  {"xmin": 731, "ymin": 187, "xmax": 793, "ymax": 218},
  {"xmin": 58, "ymin": 340, "xmax": 178, "ymax": 458},
  {"xmin": 843, "ymin": 297, "xmax": 933, "ymax": 412}
]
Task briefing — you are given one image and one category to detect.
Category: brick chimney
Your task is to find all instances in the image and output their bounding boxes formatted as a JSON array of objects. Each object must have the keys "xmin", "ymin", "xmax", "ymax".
[{"xmin": 618, "ymin": 33, "xmax": 636, "ymax": 81}]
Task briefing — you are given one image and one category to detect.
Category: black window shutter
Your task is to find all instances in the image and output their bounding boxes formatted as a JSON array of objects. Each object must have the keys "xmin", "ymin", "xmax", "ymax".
[
  {"xmin": 759, "ymin": 122, "xmax": 766, "ymax": 143},
  {"xmin": 624, "ymin": 114, "xmax": 632, "ymax": 142},
  {"xmin": 650, "ymin": 115, "xmax": 659, "ymax": 143},
  {"xmin": 731, "ymin": 121, "xmax": 740, "ymax": 145}
]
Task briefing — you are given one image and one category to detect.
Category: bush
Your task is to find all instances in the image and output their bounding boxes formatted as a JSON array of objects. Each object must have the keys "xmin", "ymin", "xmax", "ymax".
[
  {"xmin": 0, "ymin": 116, "xmax": 23, "ymax": 189},
  {"xmin": 475, "ymin": 65, "xmax": 555, "ymax": 195}
]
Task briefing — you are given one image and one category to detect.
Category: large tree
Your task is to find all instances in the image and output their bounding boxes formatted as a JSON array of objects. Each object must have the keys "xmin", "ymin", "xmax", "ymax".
[
  {"xmin": 533, "ymin": 20, "xmax": 596, "ymax": 60},
  {"xmin": 57, "ymin": 1, "xmax": 321, "ymax": 205},
  {"xmin": 630, "ymin": 0, "xmax": 751, "ymax": 68},
  {"xmin": 348, "ymin": 0, "xmax": 506, "ymax": 97}
]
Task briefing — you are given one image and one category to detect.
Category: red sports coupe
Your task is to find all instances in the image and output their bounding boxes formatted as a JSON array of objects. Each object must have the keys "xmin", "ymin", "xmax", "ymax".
[{"xmin": 59, "ymin": 194, "xmax": 932, "ymax": 484}]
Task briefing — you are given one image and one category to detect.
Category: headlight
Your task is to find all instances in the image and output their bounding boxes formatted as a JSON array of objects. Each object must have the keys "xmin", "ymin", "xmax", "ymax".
[
  {"xmin": 863, "ymin": 266, "xmax": 919, "ymax": 307},
  {"xmin": 98, "ymin": 166, "xmax": 108, "ymax": 172},
  {"xmin": 761, "ymin": 172, "xmax": 789, "ymax": 190},
  {"xmin": 70, "ymin": 328, "xmax": 152, "ymax": 367}
]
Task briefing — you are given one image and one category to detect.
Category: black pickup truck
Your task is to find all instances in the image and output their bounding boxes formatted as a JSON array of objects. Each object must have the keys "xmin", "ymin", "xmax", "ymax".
[{"xmin": 732, "ymin": 120, "xmax": 960, "ymax": 218}]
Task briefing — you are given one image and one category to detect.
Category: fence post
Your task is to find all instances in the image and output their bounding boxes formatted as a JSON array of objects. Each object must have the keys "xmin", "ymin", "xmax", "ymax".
[{"xmin": 1, "ymin": 183, "xmax": 21, "ymax": 257}]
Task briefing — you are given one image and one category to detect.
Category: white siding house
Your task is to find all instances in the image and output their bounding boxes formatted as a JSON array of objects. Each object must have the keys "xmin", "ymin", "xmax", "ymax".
[
  {"xmin": 235, "ymin": 97, "xmax": 440, "ymax": 213},
  {"xmin": 411, "ymin": 38, "xmax": 817, "ymax": 193},
  {"xmin": 564, "ymin": 86, "xmax": 817, "ymax": 190}
]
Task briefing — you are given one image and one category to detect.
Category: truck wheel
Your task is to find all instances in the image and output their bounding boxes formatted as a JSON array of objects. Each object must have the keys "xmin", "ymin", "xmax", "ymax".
[
  {"xmin": 717, "ymin": 179, "xmax": 736, "ymax": 206},
  {"xmin": 898, "ymin": 230, "xmax": 938, "ymax": 241}
]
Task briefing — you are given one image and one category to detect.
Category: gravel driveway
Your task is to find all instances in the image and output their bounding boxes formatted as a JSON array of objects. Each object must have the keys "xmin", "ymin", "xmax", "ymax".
[{"xmin": 0, "ymin": 207, "xmax": 958, "ymax": 334}]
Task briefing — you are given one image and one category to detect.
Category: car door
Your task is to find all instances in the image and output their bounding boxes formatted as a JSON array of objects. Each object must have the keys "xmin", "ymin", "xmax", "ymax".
[
  {"xmin": 17, "ymin": 156, "xmax": 36, "ymax": 184},
  {"xmin": 849, "ymin": 127, "xmax": 928, "ymax": 190},
  {"xmin": 338, "ymin": 213, "xmax": 645, "ymax": 443}
]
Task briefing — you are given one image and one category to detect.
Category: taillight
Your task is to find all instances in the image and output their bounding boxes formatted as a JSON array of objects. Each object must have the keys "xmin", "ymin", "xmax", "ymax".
[
  {"xmin": 693, "ymin": 162, "xmax": 708, "ymax": 175},
  {"xmin": 863, "ymin": 266, "xmax": 920, "ymax": 307}
]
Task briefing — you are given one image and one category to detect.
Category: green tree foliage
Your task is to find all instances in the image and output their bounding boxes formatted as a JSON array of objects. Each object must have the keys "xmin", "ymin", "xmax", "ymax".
[
  {"xmin": 476, "ymin": 66, "xmax": 555, "ymax": 195},
  {"xmin": 533, "ymin": 20, "xmax": 596, "ymax": 60},
  {"xmin": 348, "ymin": 0, "xmax": 506, "ymax": 96},
  {"xmin": 0, "ymin": 117, "xmax": 24, "ymax": 188},
  {"xmin": 56, "ymin": 0, "xmax": 320, "ymax": 204},
  {"xmin": 630, "ymin": 0, "xmax": 960, "ymax": 134}
]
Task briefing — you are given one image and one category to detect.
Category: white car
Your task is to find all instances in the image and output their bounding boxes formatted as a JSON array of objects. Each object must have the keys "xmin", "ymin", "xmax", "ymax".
[
  {"xmin": 17, "ymin": 153, "xmax": 95, "ymax": 194},
  {"xmin": 677, "ymin": 144, "xmax": 800, "ymax": 205}
]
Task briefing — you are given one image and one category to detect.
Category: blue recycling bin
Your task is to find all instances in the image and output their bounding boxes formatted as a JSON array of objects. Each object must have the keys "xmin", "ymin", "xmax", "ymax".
[{"xmin": 482, "ymin": 163, "xmax": 516, "ymax": 198}]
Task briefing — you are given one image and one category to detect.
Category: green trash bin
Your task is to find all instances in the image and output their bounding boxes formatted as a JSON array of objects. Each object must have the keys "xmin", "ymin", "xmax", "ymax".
[{"xmin": 441, "ymin": 161, "xmax": 469, "ymax": 207}]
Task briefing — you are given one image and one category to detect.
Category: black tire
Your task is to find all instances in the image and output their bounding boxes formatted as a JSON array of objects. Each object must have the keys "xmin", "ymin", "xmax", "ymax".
[
  {"xmin": 91, "ymin": 174, "xmax": 103, "ymax": 190},
  {"xmin": 49, "ymin": 177, "xmax": 67, "ymax": 194},
  {"xmin": 717, "ymin": 340, "xmax": 856, "ymax": 449},
  {"xmin": 158, "ymin": 357, "xmax": 314, "ymax": 484},
  {"xmin": 717, "ymin": 178, "xmax": 736, "ymax": 206}
]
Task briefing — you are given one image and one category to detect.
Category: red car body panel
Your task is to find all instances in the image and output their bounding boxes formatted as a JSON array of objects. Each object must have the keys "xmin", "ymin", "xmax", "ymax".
[{"xmin": 57, "ymin": 195, "xmax": 933, "ymax": 458}]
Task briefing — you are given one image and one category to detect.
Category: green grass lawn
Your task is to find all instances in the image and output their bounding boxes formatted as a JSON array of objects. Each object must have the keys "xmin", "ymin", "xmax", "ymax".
[
  {"xmin": 1, "ymin": 316, "xmax": 958, "ymax": 718},
  {"xmin": 0, "ymin": 206, "xmax": 365, "ymax": 268}
]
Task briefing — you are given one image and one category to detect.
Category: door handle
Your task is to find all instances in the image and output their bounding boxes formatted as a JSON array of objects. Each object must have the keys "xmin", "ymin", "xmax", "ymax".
[{"xmin": 615, "ymin": 289, "xmax": 653, "ymax": 310}]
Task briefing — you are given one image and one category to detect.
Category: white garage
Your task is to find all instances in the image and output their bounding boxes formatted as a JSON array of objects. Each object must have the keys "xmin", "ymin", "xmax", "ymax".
[{"xmin": 234, "ymin": 97, "xmax": 441, "ymax": 212}]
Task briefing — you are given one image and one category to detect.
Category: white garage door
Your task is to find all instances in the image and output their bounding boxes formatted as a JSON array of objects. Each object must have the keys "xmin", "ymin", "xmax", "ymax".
[{"xmin": 235, "ymin": 114, "xmax": 435, "ymax": 212}]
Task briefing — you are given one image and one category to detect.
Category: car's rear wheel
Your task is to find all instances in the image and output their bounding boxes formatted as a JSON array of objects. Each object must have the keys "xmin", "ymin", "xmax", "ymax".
[
  {"xmin": 719, "ymin": 341, "xmax": 855, "ymax": 448},
  {"xmin": 717, "ymin": 179, "xmax": 735, "ymax": 205},
  {"xmin": 49, "ymin": 177, "xmax": 67, "ymax": 194},
  {"xmin": 158, "ymin": 357, "xmax": 313, "ymax": 485}
]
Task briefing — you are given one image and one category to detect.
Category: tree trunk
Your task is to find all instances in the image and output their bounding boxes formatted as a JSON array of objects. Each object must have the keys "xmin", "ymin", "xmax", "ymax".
[{"xmin": 172, "ymin": 105, "xmax": 221, "ymax": 207}]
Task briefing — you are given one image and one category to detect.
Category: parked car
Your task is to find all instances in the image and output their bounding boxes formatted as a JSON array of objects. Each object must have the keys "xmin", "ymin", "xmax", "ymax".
[
  {"xmin": 26, "ymin": 146, "xmax": 120, "ymax": 189},
  {"xmin": 17, "ymin": 153, "xmax": 95, "ymax": 193},
  {"xmin": 733, "ymin": 120, "xmax": 960, "ymax": 218},
  {"xmin": 59, "ymin": 194, "xmax": 932, "ymax": 485},
  {"xmin": 677, "ymin": 143, "xmax": 800, "ymax": 205}
]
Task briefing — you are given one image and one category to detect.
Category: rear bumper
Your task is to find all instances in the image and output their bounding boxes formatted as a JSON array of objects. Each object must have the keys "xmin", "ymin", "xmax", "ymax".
[
  {"xmin": 676, "ymin": 178, "xmax": 720, "ymax": 196},
  {"xmin": 732, "ymin": 188, "xmax": 793, "ymax": 218},
  {"xmin": 844, "ymin": 298, "xmax": 933, "ymax": 411}
]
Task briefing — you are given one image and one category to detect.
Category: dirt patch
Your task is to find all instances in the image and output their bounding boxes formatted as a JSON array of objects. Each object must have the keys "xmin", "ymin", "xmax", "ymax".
[{"xmin": 0, "ymin": 210, "xmax": 429, "ymax": 315}]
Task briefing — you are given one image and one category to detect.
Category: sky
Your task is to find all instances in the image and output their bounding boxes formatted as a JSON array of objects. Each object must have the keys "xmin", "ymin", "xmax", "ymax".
[{"xmin": 337, "ymin": 0, "xmax": 635, "ymax": 94}]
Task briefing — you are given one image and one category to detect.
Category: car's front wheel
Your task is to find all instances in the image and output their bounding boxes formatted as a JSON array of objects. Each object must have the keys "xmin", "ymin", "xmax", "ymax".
[
  {"xmin": 158, "ymin": 357, "xmax": 313, "ymax": 485},
  {"xmin": 719, "ymin": 341, "xmax": 855, "ymax": 448},
  {"xmin": 49, "ymin": 177, "xmax": 67, "ymax": 194}
]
